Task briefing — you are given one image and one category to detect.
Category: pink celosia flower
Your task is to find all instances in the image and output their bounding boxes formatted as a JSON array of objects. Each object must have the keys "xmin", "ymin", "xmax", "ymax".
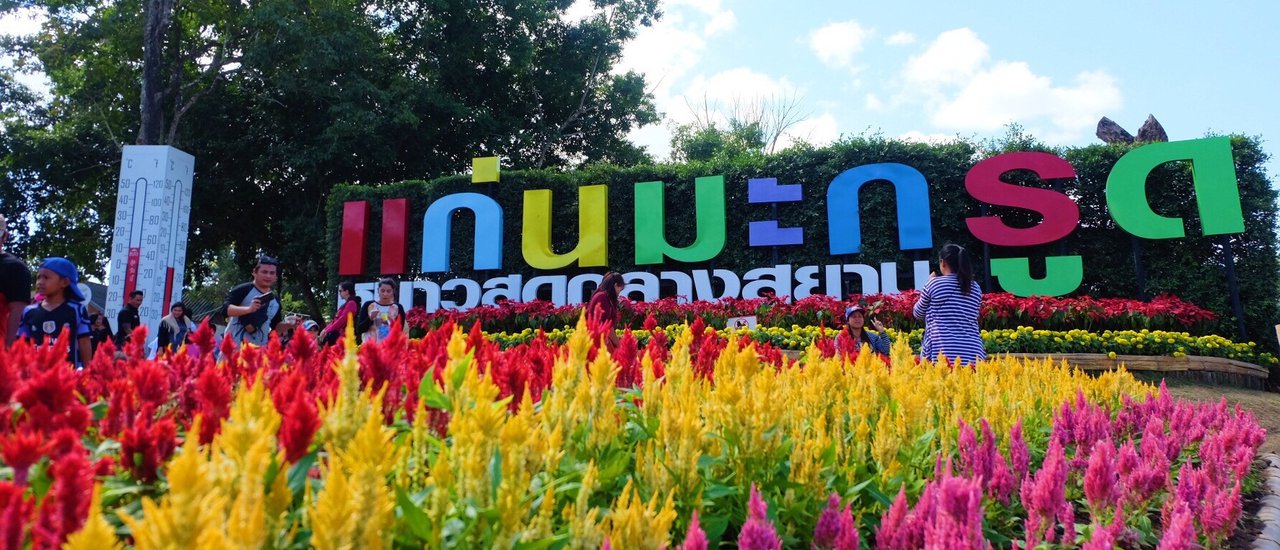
[
  {"xmin": 1083, "ymin": 439, "xmax": 1117, "ymax": 511},
  {"xmin": 1009, "ymin": 420, "xmax": 1030, "ymax": 486},
  {"xmin": 1156, "ymin": 502, "xmax": 1195, "ymax": 550},
  {"xmin": 680, "ymin": 511, "xmax": 708, "ymax": 550},
  {"xmin": 813, "ymin": 494, "xmax": 859, "ymax": 550},
  {"xmin": 738, "ymin": 484, "xmax": 781, "ymax": 550}
]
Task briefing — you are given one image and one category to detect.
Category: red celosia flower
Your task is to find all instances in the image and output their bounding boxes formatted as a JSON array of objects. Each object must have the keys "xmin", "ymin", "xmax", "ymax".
[
  {"xmin": 120, "ymin": 415, "xmax": 177, "ymax": 483},
  {"xmin": 272, "ymin": 371, "xmax": 319, "ymax": 463},
  {"xmin": 194, "ymin": 366, "xmax": 233, "ymax": 445},
  {"xmin": 0, "ymin": 481, "xmax": 34, "ymax": 550},
  {"xmin": 0, "ymin": 431, "xmax": 44, "ymax": 486},
  {"xmin": 32, "ymin": 450, "xmax": 92, "ymax": 548},
  {"xmin": 12, "ymin": 365, "xmax": 91, "ymax": 435}
]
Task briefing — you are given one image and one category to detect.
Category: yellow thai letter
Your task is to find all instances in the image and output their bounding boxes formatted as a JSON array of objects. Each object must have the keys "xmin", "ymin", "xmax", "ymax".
[{"xmin": 522, "ymin": 185, "xmax": 609, "ymax": 269}]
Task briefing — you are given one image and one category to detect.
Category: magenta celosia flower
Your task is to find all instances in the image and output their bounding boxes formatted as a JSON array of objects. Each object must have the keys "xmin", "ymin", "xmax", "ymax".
[
  {"xmin": 1021, "ymin": 439, "xmax": 1068, "ymax": 547},
  {"xmin": 680, "ymin": 511, "xmax": 708, "ymax": 550},
  {"xmin": 813, "ymin": 494, "xmax": 859, "ymax": 550},
  {"xmin": 1083, "ymin": 439, "xmax": 1117, "ymax": 511},
  {"xmin": 987, "ymin": 452, "xmax": 1014, "ymax": 505},
  {"xmin": 738, "ymin": 484, "xmax": 781, "ymax": 550},
  {"xmin": 877, "ymin": 487, "xmax": 917, "ymax": 550},
  {"xmin": 1009, "ymin": 420, "xmax": 1030, "ymax": 486},
  {"xmin": 1157, "ymin": 502, "xmax": 1195, "ymax": 550}
]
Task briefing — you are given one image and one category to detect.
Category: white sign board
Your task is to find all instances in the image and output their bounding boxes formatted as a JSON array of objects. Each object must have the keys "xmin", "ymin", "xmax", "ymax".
[
  {"xmin": 106, "ymin": 146, "xmax": 195, "ymax": 341},
  {"xmin": 727, "ymin": 315, "xmax": 758, "ymax": 329}
]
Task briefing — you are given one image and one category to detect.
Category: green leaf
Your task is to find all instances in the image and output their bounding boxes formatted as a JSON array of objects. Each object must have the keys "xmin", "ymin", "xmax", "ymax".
[
  {"xmin": 396, "ymin": 486, "xmax": 434, "ymax": 541},
  {"xmin": 418, "ymin": 375, "xmax": 451, "ymax": 411},
  {"xmin": 288, "ymin": 452, "xmax": 318, "ymax": 498},
  {"xmin": 703, "ymin": 483, "xmax": 738, "ymax": 500},
  {"xmin": 489, "ymin": 448, "xmax": 504, "ymax": 496},
  {"xmin": 450, "ymin": 354, "xmax": 470, "ymax": 391},
  {"xmin": 701, "ymin": 513, "xmax": 732, "ymax": 544},
  {"xmin": 514, "ymin": 533, "xmax": 570, "ymax": 550}
]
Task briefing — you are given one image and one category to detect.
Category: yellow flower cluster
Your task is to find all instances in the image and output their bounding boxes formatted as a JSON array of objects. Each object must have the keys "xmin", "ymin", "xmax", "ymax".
[{"xmin": 67, "ymin": 319, "xmax": 1152, "ymax": 549}]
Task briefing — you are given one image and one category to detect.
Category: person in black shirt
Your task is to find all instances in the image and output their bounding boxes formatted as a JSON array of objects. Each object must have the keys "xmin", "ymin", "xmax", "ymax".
[
  {"xmin": 18, "ymin": 258, "xmax": 92, "ymax": 368},
  {"xmin": 88, "ymin": 313, "xmax": 113, "ymax": 355},
  {"xmin": 116, "ymin": 289, "xmax": 143, "ymax": 346},
  {"xmin": 0, "ymin": 214, "xmax": 32, "ymax": 346}
]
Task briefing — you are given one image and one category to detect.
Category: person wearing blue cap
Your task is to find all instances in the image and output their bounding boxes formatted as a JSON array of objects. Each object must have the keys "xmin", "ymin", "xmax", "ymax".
[
  {"xmin": 839, "ymin": 305, "xmax": 892, "ymax": 356},
  {"xmin": 17, "ymin": 257, "xmax": 92, "ymax": 368}
]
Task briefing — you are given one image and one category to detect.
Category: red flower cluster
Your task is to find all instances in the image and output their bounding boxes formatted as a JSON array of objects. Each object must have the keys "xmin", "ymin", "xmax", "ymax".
[{"xmin": 406, "ymin": 292, "xmax": 1220, "ymax": 336}]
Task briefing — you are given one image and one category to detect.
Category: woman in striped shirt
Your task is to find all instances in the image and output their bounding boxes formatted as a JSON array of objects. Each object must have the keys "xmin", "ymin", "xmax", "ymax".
[{"xmin": 912, "ymin": 244, "xmax": 987, "ymax": 366}]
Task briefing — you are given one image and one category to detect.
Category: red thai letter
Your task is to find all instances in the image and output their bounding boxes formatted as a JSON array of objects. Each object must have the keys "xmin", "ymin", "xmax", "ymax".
[
  {"xmin": 380, "ymin": 198, "xmax": 408, "ymax": 275},
  {"xmin": 965, "ymin": 152, "xmax": 1080, "ymax": 246},
  {"xmin": 339, "ymin": 201, "xmax": 369, "ymax": 276}
]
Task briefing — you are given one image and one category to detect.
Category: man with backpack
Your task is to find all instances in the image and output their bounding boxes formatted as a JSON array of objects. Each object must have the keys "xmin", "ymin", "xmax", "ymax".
[{"xmin": 221, "ymin": 255, "xmax": 283, "ymax": 347}]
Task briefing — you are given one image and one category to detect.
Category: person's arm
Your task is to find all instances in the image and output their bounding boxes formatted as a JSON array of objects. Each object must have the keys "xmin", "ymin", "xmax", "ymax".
[
  {"xmin": 77, "ymin": 335, "xmax": 92, "ymax": 366},
  {"xmin": 268, "ymin": 301, "xmax": 284, "ymax": 332},
  {"xmin": 157, "ymin": 321, "xmax": 171, "ymax": 348},
  {"xmin": 872, "ymin": 332, "xmax": 891, "ymax": 355},
  {"xmin": 5, "ymin": 302, "xmax": 23, "ymax": 346},
  {"xmin": 115, "ymin": 310, "xmax": 132, "ymax": 338},
  {"xmin": 222, "ymin": 284, "xmax": 258, "ymax": 318},
  {"xmin": 911, "ymin": 279, "xmax": 934, "ymax": 319}
]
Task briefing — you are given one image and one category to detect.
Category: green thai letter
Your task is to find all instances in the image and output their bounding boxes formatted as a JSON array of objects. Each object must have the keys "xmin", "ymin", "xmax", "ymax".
[
  {"xmin": 1105, "ymin": 137, "xmax": 1244, "ymax": 239},
  {"xmin": 634, "ymin": 176, "xmax": 727, "ymax": 264},
  {"xmin": 990, "ymin": 255, "xmax": 1083, "ymax": 297}
]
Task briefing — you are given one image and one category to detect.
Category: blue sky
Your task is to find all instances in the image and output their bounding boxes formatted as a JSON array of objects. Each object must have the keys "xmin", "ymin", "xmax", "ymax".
[
  {"xmin": 4, "ymin": 1, "xmax": 1279, "ymax": 174},
  {"xmin": 589, "ymin": 0, "xmax": 1280, "ymax": 174}
]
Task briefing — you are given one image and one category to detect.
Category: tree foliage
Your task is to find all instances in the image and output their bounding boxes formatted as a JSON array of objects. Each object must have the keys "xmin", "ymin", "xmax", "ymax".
[{"xmin": 0, "ymin": 0, "xmax": 662, "ymax": 318}]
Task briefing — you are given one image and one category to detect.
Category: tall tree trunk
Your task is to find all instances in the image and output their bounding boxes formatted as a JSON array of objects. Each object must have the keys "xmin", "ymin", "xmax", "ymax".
[
  {"xmin": 139, "ymin": 0, "xmax": 175, "ymax": 144},
  {"xmin": 292, "ymin": 266, "xmax": 328, "ymax": 325}
]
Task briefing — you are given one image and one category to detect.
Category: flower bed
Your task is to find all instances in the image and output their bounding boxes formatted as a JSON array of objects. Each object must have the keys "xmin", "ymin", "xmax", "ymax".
[
  {"xmin": 0, "ymin": 320, "xmax": 1267, "ymax": 548},
  {"xmin": 486, "ymin": 324, "xmax": 1280, "ymax": 367},
  {"xmin": 407, "ymin": 293, "xmax": 1221, "ymax": 335}
]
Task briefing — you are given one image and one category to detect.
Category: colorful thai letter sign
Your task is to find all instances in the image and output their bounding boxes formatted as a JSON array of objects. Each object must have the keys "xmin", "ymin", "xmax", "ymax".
[{"xmin": 337, "ymin": 137, "xmax": 1245, "ymax": 310}]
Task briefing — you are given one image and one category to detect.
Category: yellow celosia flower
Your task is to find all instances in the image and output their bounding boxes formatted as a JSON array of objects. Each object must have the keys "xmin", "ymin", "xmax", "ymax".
[
  {"xmin": 606, "ymin": 480, "xmax": 677, "ymax": 550},
  {"xmin": 62, "ymin": 485, "xmax": 123, "ymax": 550}
]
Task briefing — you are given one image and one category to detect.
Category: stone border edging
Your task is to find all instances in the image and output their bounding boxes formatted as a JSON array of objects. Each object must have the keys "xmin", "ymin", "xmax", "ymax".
[{"xmin": 1254, "ymin": 453, "xmax": 1280, "ymax": 549}]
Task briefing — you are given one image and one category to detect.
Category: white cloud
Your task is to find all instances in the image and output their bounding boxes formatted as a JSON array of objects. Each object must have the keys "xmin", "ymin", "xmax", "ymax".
[
  {"xmin": 684, "ymin": 68, "xmax": 798, "ymax": 107},
  {"xmin": 0, "ymin": 8, "xmax": 44, "ymax": 36},
  {"xmin": 560, "ymin": 0, "xmax": 596, "ymax": 22},
  {"xmin": 893, "ymin": 28, "xmax": 1122, "ymax": 143},
  {"xmin": 903, "ymin": 28, "xmax": 989, "ymax": 89},
  {"xmin": 808, "ymin": 20, "xmax": 873, "ymax": 69},
  {"xmin": 865, "ymin": 93, "xmax": 884, "ymax": 111},
  {"xmin": 886, "ymin": 31, "xmax": 916, "ymax": 46},
  {"xmin": 704, "ymin": 10, "xmax": 737, "ymax": 36},
  {"xmin": 615, "ymin": 13, "xmax": 706, "ymax": 100},
  {"xmin": 778, "ymin": 112, "xmax": 840, "ymax": 149}
]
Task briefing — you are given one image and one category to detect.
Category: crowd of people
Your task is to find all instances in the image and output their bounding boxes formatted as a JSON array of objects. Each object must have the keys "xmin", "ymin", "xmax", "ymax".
[{"xmin": 2, "ymin": 211, "xmax": 987, "ymax": 366}]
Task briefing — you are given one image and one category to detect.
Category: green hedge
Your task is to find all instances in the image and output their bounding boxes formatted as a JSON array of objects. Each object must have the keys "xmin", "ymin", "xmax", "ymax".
[{"xmin": 326, "ymin": 135, "xmax": 1278, "ymax": 350}]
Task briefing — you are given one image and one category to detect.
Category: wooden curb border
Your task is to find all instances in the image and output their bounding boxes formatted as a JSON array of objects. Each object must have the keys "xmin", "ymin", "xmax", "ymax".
[
  {"xmin": 1254, "ymin": 453, "xmax": 1280, "ymax": 550},
  {"xmin": 777, "ymin": 351, "xmax": 1270, "ymax": 388}
]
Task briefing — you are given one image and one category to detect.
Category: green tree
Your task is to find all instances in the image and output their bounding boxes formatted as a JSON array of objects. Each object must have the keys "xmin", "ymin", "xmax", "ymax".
[{"xmin": 1, "ymin": 0, "xmax": 662, "ymax": 318}]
